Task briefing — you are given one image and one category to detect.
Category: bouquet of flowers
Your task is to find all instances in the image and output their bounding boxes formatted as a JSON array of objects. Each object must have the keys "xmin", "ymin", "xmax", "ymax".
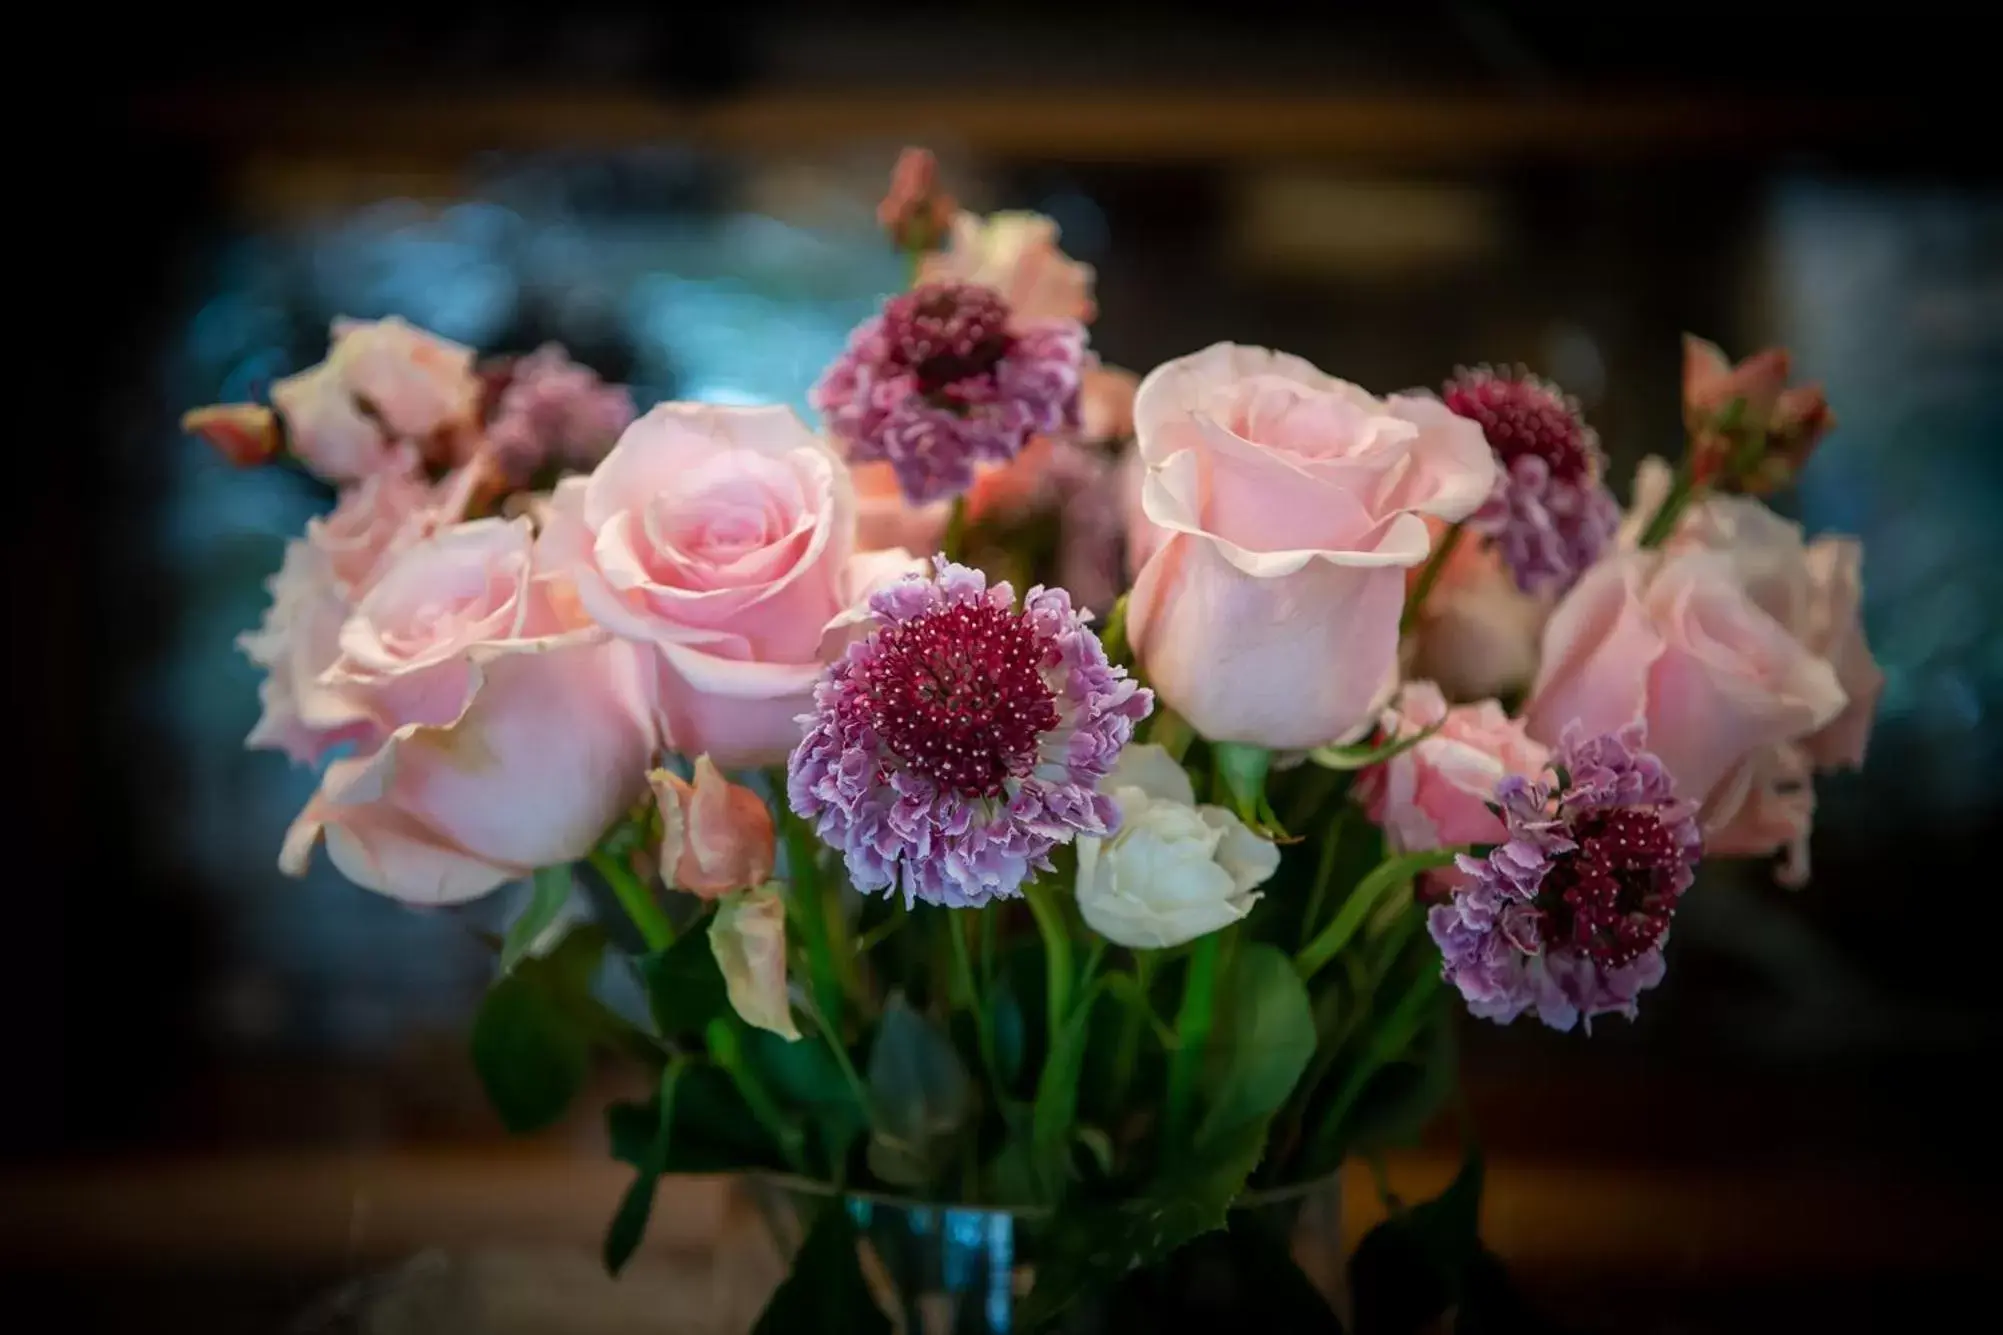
[{"xmin": 187, "ymin": 148, "xmax": 1879, "ymax": 1332}]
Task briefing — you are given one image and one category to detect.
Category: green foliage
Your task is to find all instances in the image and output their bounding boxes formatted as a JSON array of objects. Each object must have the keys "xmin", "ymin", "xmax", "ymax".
[
  {"xmin": 606, "ymin": 1061, "xmax": 794, "ymax": 1174},
  {"xmin": 1349, "ymin": 1148, "xmax": 1484, "ymax": 1335},
  {"xmin": 1308, "ymin": 721, "xmax": 1443, "ymax": 772},
  {"xmin": 636, "ymin": 917, "xmax": 728, "ymax": 1039},
  {"xmin": 470, "ymin": 926, "xmax": 607, "ymax": 1134},
  {"xmin": 603, "ymin": 1060, "xmax": 684, "ymax": 1274},
  {"xmin": 744, "ymin": 1027, "xmax": 870, "ymax": 1178},
  {"xmin": 751, "ymin": 1204, "xmax": 891, "ymax": 1335},
  {"xmin": 864, "ymin": 995, "xmax": 971, "ymax": 1188},
  {"xmin": 1196, "ymin": 943, "xmax": 1318, "ymax": 1150},
  {"xmin": 1019, "ymin": 1120, "xmax": 1270, "ymax": 1329},
  {"xmin": 1101, "ymin": 1211, "xmax": 1347, "ymax": 1332},
  {"xmin": 500, "ymin": 866, "xmax": 573, "ymax": 975}
]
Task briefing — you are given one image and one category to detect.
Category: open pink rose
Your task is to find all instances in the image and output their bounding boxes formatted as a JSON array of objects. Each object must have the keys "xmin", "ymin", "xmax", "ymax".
[
  {"xmin": 538, "ymin": 403, "xmax": 921, "ymax": 766},
  {"xmin": 1623, "ymin": 457, "xmax": 1882, "ymax": 771},
  {"xmin": 270, "ymin": 316, "xmax": 481, "ymax": 483},
  {"xmin": 280, "ymin": 518, "xmax": 654, "ymax": 904},
  {"xmin": 240, "ymin": 450, "xmax": 489, "ymax": 766},
  {"xmin": 1356, "ymin": 681, "xmax": 1549, "ymax": 853},
  {"xmin": 919, "ymin": 211, "xmax": 1095, "ymax": 324},
  {"xmin": 1125, "ymin": 343, "xmax": 1496, "ymax": 748},
  {"xmin": 1526, "ymin": 549, "xmax": 1847, "ymax": 824},
  {"xmin": 1704, "ymin": 741, "xmax": 1818, "ymax": 886},
  {"xmin": 1403, "ymin": 520, "xmax": 1549, "ymax": 703},
  {"xmin": 649, "ymin": 756, "xmax": 776, "ymax": 899}
]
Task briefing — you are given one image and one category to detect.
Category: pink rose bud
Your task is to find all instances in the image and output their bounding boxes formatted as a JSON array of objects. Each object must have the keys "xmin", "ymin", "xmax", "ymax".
[
  {"xmin": 649, "ymin": 757, "xmax": 776, "ymax": 900},
  {"xmin": 1681, "ymin": 334, "xmax": 1833, "ymax": 490},
  {"xmin": 877, "ymin": 147, "xmax": 956, "ymax": 253},
  {"xmin": 183, "ymin": 403, "xmax": 282, "ymax": 468},
  {"xmin": 1355, "ymin": 681, "xmax": 1550, "ymax": 854}
]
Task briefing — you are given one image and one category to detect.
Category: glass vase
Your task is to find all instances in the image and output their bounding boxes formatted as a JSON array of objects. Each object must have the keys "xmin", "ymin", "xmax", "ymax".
[{"xmin": 747, "ymin": 1173, "xmax": 1347, "ymax": 1334}]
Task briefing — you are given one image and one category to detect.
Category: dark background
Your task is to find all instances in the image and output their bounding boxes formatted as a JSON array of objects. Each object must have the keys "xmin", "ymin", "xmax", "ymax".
[{"xmin": 14, "ymin": 4, "xmax": 2000, "ymax": 1330}]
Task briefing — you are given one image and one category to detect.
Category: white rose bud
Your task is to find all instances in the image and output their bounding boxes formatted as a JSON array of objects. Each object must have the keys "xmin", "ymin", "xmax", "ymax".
[{"xmin": 1075, "ymin": 744, "xmax": 1280, "ymax": 949}]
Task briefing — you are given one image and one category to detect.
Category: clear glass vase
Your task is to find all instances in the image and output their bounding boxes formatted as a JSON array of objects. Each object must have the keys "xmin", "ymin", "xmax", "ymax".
[{"xmin": 748, "ymin": 1174, "xmax": 1347, "ymax": 1334}]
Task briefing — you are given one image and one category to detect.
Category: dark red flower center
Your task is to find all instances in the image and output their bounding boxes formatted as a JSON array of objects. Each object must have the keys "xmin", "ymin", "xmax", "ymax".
[
  {"xmin": 883, "ymin": 282, "xmax": 1015, "ymax": 393},
  {"xmin": 1443, "ymin": 371, "xmax": 1594, "ymax": 484},
  {"xmin": 858, "ymin": 601, "xmax": 1059, "ymax": 799},
  {"xmin": 1535, "ymin": 808, "xmax": 1683, "ymax": 970}
]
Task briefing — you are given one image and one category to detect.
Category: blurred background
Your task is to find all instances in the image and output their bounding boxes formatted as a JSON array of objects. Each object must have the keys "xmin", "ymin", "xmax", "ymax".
[{"xmin": 13, "ymin": 3, "xmax": 1999, "ymax": 1330}]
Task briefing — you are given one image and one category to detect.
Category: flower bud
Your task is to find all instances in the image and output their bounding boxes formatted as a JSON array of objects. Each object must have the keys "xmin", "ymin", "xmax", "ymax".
[{"xmin": 182, "ymin": 403, "xmax": 282, "ymax": 468}]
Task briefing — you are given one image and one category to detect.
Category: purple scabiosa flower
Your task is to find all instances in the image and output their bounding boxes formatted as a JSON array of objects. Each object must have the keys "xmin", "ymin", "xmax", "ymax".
[
  {"xmin": 1428, "ymin": 723, "xmax": 1701, "ymax": 1031},
  {"xmin": 787, "ymin": 557, "xmax": 1152, "ymax": 908},
  {"xmin": 811, "ymin": 282, "xmax": 1086, "ymax": 507},
  {"xmin": 485, "ymin": 344, "xmax": 637, "ymax": 478},
  {"xmin": 1444, "ymin": 367, "xmax": 1620, "ymax": 596}
]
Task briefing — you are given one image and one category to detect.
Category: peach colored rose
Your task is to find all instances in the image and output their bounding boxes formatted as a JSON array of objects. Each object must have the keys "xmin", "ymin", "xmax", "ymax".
[
  {"xmin": 270, "ymin": 316, "xmax": 481, "ymax": 483},
  {"xmin": 853, "ymin": 460, "xmax": 951, "ymax": 555},
  {"xmin": 1403, "ymin": 520, "xmax": 1549, "ymax": 703},
  {"xmin": 919, "ymin": 211, "xmax": 1095, "ymax": 324},
  {"xmin": 1356, "ymin": 682, "xmax": 1550, "ymax": 853},
  {"xmin": 1525, "ymin": 549, "xmax": 1847, "ymax": 824},
  {"xmin": 708, "ymin": 886, "xmax": 799, "ymax": 1040},
  {"xmin": 240, "ymin": 450, "xmax": 488, "ymax": 766},
  {"xmin": 1081, "ymin": 366, "xmax": 1139, "ymax": 444},
  {"xmin": 537, "ymin": 403, "xmax": 921, "ymax": 767},
  {"xmin": 183, "ymin": 403, "xmax": 281, "ymax": 467},
  {"xmin": 648, "ymin": 757, "xmax": 776, "ymax": 899},
  {"xmin": 280, "ymin": 518, "xmax": 654, "ymax": 904},
  {"xmin": 1124, "ymin": 343, "xmax": 1496, "ymax": 749}
]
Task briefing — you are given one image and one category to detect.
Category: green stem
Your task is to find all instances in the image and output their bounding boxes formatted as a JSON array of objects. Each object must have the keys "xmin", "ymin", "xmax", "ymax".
[
  {"xmin": 1316, "ymin": 969, "xmax": 1443, "ymax": 1156},
  {"xmin": 777, "ymin": 805, "xmax": 848, "ymax": 1027},
  {"xmin": 1163, "ymin": 932, "xmax": 1222, "ymax": 1147},
  {"xmin": 1107, "ymin": 953, "xmax": 1155, "ymax": 1112},
  {"xmin": 705, "ymin": 1018, "xmax": 808, "ymax": 1173},
  {"xmin": 1296, "ymin": 848, "xmax": 1463, "ymax": 982},
  {"xmin": 941, "ymin": 495, "xmax": 969, "ymax": 564},
  {"xmin": 1399, "ymin": 521, "xmax": 1464, "ymax": 635},
  {"xmin": 802, "ymin": 998, "xmax": 876, "ymax": 1137},
  {"xmin": 1022, "ymin": 880, "xmax": 1074, "ymax": 1056},
  {"xmin": 951, "ymin": 913, "xmax": 1007, "ymax": 1097},
  {"xmin": 1300, "ymin": 808, "xmax": 1352, "ymax": 939},
  {"xmin": 588, "ymin": 849, "xmax": 675, "ymax": 952},
  {"xmin": 1636, "ymin": 455, "xmax": 1699, "ymax": 549}
]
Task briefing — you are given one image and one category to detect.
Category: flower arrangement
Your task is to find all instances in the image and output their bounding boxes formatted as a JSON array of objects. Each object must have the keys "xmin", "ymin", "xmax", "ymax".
[{"xmin": 187, "ymin": 148, "xmax": 1878, "ymax": 1331}]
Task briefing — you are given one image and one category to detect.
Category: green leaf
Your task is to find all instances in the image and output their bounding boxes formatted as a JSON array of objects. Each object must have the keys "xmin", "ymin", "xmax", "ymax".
[
  {"xmin": 1308, "ymin": 720, "xmax": 1443, "ymax": 772},
  {"xmin": 1341, "ymin": 1007, "xmax": 1458, "ymax": 1156},
  {"xmin": 751, "ymin": 1203, "xmax": 891, "ymax": 1335},
  {"xmin": 744, "ymin": 1027, "xmax": 869, "ymax": 1176},
  {"xmin": 471, "ymin": 975, "xmax": 590, "ymax": 1134},
  {"xmin": 1032, "ymin": 984, "xmax": 1098, "ymax": 1157},
  {"xmin": 606, "ymin": 1063, "xmax": 794, "ymax": 1174},
  {"xmin": 1212, "ymin": 742, "xmax": 1272, "ymax": 824},
  {"xmin": 1021, "ymin": 1120, "xmax": 1270, "ymax": 1329},
  {"xmin": 637, "ymin": 921, "xmax": 728, "ymax": 1039},
  {"xmin": 501, "ymin": 866, "xmax": 574, "ymax": 975},
  {"xmin": 1196, "ymin": 944, "xmax": 1317, "ymax": 1149},
  {"xmin": 1349, "ymin": 1147, "xmax": 1484, "ymax": 1335},
  {"xmin": 864, "ymin": 995, "xmax": 970, "ymax": 1189},
  {"xmin": 603, "ymin": 1060, "xmax": 684, "ymax": 1274}
]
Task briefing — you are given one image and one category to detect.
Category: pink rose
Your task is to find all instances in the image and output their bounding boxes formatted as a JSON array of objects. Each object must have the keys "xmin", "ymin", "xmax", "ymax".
[
  {"xmin": 240, "ymin": 450, "xmax": 487, "ymax": 766},
  {"xmin": 1526, "ymin": 549, "xmax": 1847, "ymax": 823},
  {"xmin": 280, "ymin": 518, "xmax": 654, "ymax": 904},
  {"xmin": 270, "ymin": 316, "xmax": 481, "ymax": 483},
  {"xmin": 1124, "ymin": 343, "xmax": 1496, "ymax": 749},
  {"xmin": 1403, "ymin": 520, "xmax": 1549, "ymax": 703},
  {"xmin": 649, "ymin": 756, "xmax": 776, "ymax": 899},
  {"xmin": 538, "ymin": 403, "xmax": 921, "ymax": 767},
  {"xmin": 1704, "ymin": 741, "xmax": 1817, "ymax": 886},
  {"xmin": 1356, "ymin": 682, "xmax": 1550, "ymax": 852},
  {"xmin": 919, "ymin": 211, "xmax": 1096, "ymax": 324},
  {"xmin": 1623, "ymin": 457, "xmax": 1882, "ymax": 771}
]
